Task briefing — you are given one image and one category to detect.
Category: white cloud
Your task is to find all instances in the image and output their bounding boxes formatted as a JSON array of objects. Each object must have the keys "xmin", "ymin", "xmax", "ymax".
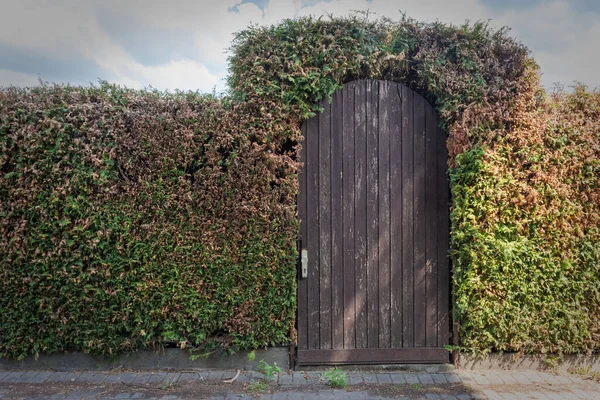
[
  {"xmin": 0, "ymin": 0, "xmax": 598, "ymax": 91},
  {"xmin": 0, "ymin": 69, "xmax": 40, "ymax": 88}
]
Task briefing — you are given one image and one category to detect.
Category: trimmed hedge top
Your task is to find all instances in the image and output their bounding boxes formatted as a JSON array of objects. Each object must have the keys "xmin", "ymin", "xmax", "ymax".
[{"xmin": 1, "ymin": 14, "xmax": 599, "ymax": 358}]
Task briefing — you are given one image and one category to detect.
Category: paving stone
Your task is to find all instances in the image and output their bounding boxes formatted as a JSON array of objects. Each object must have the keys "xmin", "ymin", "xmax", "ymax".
[
  {"xmin": 47, "ymin": 371, "xmax": 81, "ymax": 382},
  {"xmin": 132, "ymin": 372, "xmax": 152, "ymax": 385},
  {"xmin": 346, "ymin": 392, "xmax": 368, "ymax": 400},
  {"xmin": 362, "ymin": 374, "xmax": 377, "ymax": 384},
  {"xmin": 277, "ymin": 373, "xmax": 293, "ymax": 385},
  {"xmin": 528, "ymin": 391, "xmax": 551, "ymax": 399},
  {"xmin": 431, "ymin": 373, "xmax": 448, "ymax": 384},
  {"xmin": 417, "ymin": 373, "xmax": 434, "ymax": 384},
  {"xmin": 146, "ymin": 372, "xmax": 168, "ymax": 385},
  {"xmin": 3, "ymin": 371, "xmax": 25, "ymax": 383},
  {"xmin": 481, "ymin": 389, "xmax": 504, "ymax": 400},
  {"xmin": 444, "ymin": 373, "xmax": 461, "ymax": 384},
  {"xmin": 178, "ymin": 372, "xmax": 199, "ymax": 382},
  {"xmin": 484, "ymin": 371, "xmax": 505, "ymax": 385},
  {"xmin": 389, "ymin": 373, "xmax": 406, "ymax": 384},
  {"xmin": 441, "ymin": 395, "xmax": 458, "ymax": 400},
  {"xmin": 348, "ymin": 374, "xmax": 363, "ymax": 385},
  {"xmin": 74, "ymin": 372, "xmax": 101, "ymax": 383},
  {"xmin": 425, "ymin": 394, "xmax": 442, "ymax": 399},
  {"xmin": 404, "ymin": 373, "xmax": 420, "ymax": 384},
  {"xmin": 115, "ymin": 393, "xmax": 133, "ymax": 399},
  {"xmin": 130, "ymin": 393, "xmax": 145, "ymax": 399},
  {"xmin": 207, "ymin": 371, "xmax": 224, "ymax": 380},
  {"xmin": 470, "ymin": 373, "xmax": 491, "ymax": 385},
  {"xmin": 498, "ymin": 392, "xmax": 518, "ymax": 400},
  {"xmin": 18, "ymin": 371, "xmax": 40, "ymax": 383},
  {"xmin": 104, "ymin": 373, "xmax": 123, "ymax": 383},
  {"xmin": 511, "ymin": 372, "xmax": 533, "ymax": 385},
  {"xmin": 456, "ymin": 394, "xmax": 473, "ymax": 400},
  {"xmin": 497, "ymin": 372, "xmax": 519, "ymax": 385},
  {"xmin": 119, "ymin": 372, "xmax": 139, "ymax": 384},
  {"xmin": 0, "ymin": 371, "xmax": 11, "ymax": 382},
  {"xmin": 376, "ymin": 373, "xmax": 392, "ymax": 383}
]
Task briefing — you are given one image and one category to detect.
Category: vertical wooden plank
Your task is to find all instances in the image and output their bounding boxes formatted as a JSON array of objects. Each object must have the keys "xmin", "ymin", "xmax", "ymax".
[
  {"xmin": 390, "ymin": 82, "xmax": 403, "ymax": 348},
  {"xmin": 306, "ymin": 111, "xmax": 320, "ymax": 350},
  {"xmin": 413, "ymin": 93, "xmax": 427, "ymax": 348},
  {"xmin": 425, "ymin": 102, "xmax": 439, "ymax": 347},
  {"xmin": 378, "ymin": 81, "xmax": 391, "ymax": 348},
  {"xmin": 437, "ymin": 119, "xmax": 450, "ymax": 349},
  {"xmin": 298, "ymin": 122, "xmax": 308, "ymax": 350},
  {"xmin": 401, "ymin": 85, "xmax": 414, "ymax": 348},
  {"xmin": 342, "ymin": 82, "xmax": 356, "ymax": 350},
  {"xmin": 366, "ymin": 80, "xmax": 379, "ymax": 349},
  {"xmin": 331, "ymin": 88, "xmax": 344, "ymax": 350},
  {"xmin": 319, "ymin": 97, "xmax": 332, "ymax": 350},
  {"xmin": 354, "ymin": 80, "xmax": 368, "ymax": 349}
]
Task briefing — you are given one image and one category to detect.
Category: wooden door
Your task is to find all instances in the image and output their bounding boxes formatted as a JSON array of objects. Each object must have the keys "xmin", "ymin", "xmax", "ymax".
[{"xmin": 296, "ymin": 80, "xmax": 450, "ymax": 365}]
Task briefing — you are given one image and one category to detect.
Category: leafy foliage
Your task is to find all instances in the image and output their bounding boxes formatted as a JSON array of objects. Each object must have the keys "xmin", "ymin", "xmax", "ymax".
[{"xmin": 1, "ymin": 13, "xmax": 598, "ymax": 358}]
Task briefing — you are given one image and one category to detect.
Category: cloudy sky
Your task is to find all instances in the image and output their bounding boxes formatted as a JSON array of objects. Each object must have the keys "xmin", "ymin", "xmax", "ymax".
[{"xmin": 1, "ymin": 0, "xmax": 598, "ymax": 93}]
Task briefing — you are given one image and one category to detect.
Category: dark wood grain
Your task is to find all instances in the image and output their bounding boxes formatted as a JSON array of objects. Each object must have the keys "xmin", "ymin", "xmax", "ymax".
[
  {"xmin": 297, "ymin": 122, "xmax": 308, "ymax": 350},
  {"xmin": 401, "ymin": 85, "xmax": 415, "ymax": 348},
  {"xmin": 366, "ymin": 80, "xmax": 379, "ymax": 349},
  {"xmin": 413, "ymin": 93, "xmax": 427, "ymax": 348},
  {"xmin": 297, "ymin": 348, "xmax": 449, "ymax": 365},
  {"xmin": 319, "ymin": 97, "xmax": 332, "ymax": 350},
  {"xmin": 389, "ymin": 82, "xmax": 403, "ymax": 348},
  {"xmin": 306, "ymin": 110, "xmax": 320, "ymax": 350},
  {"xmin": 298, "ymin": 79, "xmax": 449, "ymax": 363},
  {"xmin": 331, "ymin": 89, "xmax": 344, "ymax": 350},
  {"xmin": 378, "ymin": 81, "xmax": 391, "ymax": 348},
  {"xmin": 425, "ymin": 103, "xmax": 438, "ymax": 348},
  {"xmin": 354, "ymin": 80, "xmax": 368, "ymax": 349},
  {"xmin": 342, "ymin": 82, "xmax": 356, "ymax": 350},
  {"xmin": 437, "ymin": 120, "xmax": 450, "ymax": 349}
]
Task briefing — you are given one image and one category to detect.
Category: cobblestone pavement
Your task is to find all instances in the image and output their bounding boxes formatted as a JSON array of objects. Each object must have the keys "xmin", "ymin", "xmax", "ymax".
[{"xmin": 1, "ymin": 369, "xmax": 599, "ymax": 399}]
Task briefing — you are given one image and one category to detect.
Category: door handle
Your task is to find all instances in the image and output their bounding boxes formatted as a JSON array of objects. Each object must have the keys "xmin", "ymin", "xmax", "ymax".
[{"xmin": 301, "ymin": 249, "xmax": 308, "ymax": 279}]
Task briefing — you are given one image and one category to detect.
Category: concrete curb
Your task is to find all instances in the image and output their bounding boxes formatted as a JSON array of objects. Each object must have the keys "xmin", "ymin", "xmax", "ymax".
[
  {"xmin": 459, "ymin": 353, "xmax": 600, "ymax": 373},
  {"xmin": 0, "ymin": 347, "xmax": 290, "ymax": 372}
]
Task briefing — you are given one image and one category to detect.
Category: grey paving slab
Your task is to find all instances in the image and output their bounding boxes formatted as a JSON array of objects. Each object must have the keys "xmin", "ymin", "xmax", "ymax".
[
  {"xmin": 178, "ymin": 372, "xmax": 199, "ymax": 382},
  {"xmin": 470, "ymin": 373, "xmax": 491, "ymax": 385},
  {"xmin": 510, "ymin": 372, "xmax": 533, "ymax": 385},
  {"xmin": 389, "ymin": 373, "xmax": 406, "ymax": 384},
  {"xmin": 376, "ymin": 373, "xmax": 392, "ymax": 384},
  {"xmin": 277, "ymin": 373, "xmax": 293, "ymax": 385},
  {"xmin": 47, "ymin": 371, "xmax": 81, "ymax": 382},
  {"xmin": 104, "ymin": 373, "xmax": 123, "ymax": 383},
  {"xmin": 18, "ymin": 371, "xmax": 40, "ymax": 383},
  {"xmin": 528, "ymin": 391, "xmax": 551, "ymax": 399},
  {"xmin": 346, "ymin": 392, "xmax": 368, "ymax": 400},
  {"xmin": 3, "ymin": 371, "xmax": 25, "ymax": 383},
  {"xmin": 425, "ymin": 394, "xmax": 442, "ymax": 399},
  {"xmin": 348, "ymin": 374, "xmax": 363, "ymax": 385},
  {"xmin": 444, "ymin": 373, "xmax": 461, "ymax": 384},
  {"xmin": 498, "ymin": 372, "xmax": 519, "ymax": 385},
  {"xmin": 484, "ymin": 371, "xmax": 505, "ymax": 385},
  {"xmin": 146, "ymin": 372, "xmax": 168, "ymax": 385},
  {"xmin": 115, "ymin": 393, "xmax": 133, "ymax": 399},
  {"xmin": 417, "ymin": 373, "xmax": 434, "ymax": 384},
  {"xmin": 207, "ymin": 371, "xmax": 224, "ymax": 380},
  {"xmin": 404, "ymin": 373, "xmax": 420, "ymax": 384},
  {"xmin": 163, "ymin": 372, "xmax": 181, "ymax": 386},
  {"xmin": 456, "ymin": 394, "xmax": 473, "ymax": 400},
  {"xmin": 362, "ymin": 374, "xmax": 377, "ymax": 384},
  {"xmin": 441, "ymin": 395, "xmax": 459, "ymax": 400},
  {"xmin": 0, "ymin": 371, "xmax": 11, "ymax": 382},
  {"xmin": 431, "ymin": 373, "xmax": 448, "ymax": 384},
  {"xmin": 119, "ymin": 372, "xmax": 139, "ymax": 384},
  {"xmin": 132, "ymin": 372, "xmax": 152, "ymax": 385}
]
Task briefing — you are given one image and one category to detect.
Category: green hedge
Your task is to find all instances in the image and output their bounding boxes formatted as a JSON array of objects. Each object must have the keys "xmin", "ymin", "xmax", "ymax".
[{"xmin": 1, "ymin": 14, "xmax": 599, "ymax": 358}]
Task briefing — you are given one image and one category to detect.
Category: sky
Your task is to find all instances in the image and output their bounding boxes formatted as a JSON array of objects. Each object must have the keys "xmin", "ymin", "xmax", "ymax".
[{"xmin": 0, "ymin": 0, "xmax": 598, "ymax": 93}]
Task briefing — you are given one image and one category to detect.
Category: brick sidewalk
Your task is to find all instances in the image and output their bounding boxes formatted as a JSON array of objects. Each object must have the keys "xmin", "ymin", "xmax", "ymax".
[{"xmin": 1, "ymin": 369, "xmax": 599, "ymax": 399}]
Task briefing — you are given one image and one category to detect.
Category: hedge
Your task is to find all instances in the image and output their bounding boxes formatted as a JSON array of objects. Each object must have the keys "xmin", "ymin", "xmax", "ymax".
[{"xmin": 1, "ymin": 14, "xmax": 599, "ymax": 358}]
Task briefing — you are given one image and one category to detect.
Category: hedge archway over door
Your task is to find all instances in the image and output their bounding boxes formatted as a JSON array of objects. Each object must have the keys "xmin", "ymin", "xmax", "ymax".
[{"xmin": 297, "ymin": 80, "xmax": 450, "ymax": 365}]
